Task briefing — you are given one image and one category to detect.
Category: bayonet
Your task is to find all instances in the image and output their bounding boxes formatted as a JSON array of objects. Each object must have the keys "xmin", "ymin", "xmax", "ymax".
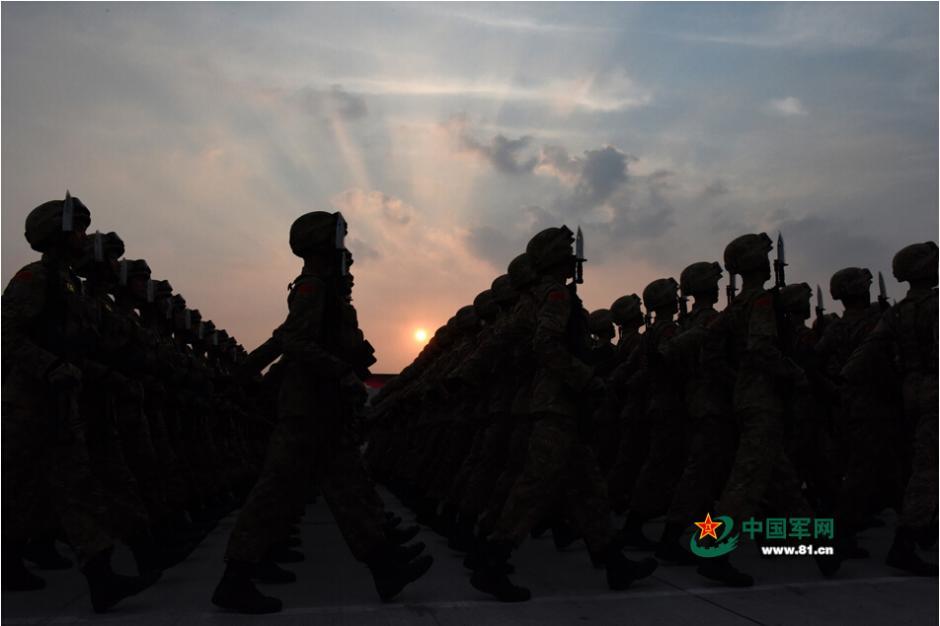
[
  {"xmin": 814, "ymin": 284, "xmax": 828, "ymax": 334},
  {"xmin": 773, "ymin": 232, "xmax": 787, "ymax": 288},
  {"xmin": 678, "ymin": 290, "xmax": 689, "ymax": 322},
  {"xmin": 877, "ymin": 271, "xmax": 890, "ymax": 311},
  {"xmin": 726, "ymin": 271, "xmax": 737, "ymax": 306},
  {"xmin": 119, "ymin": 260, "xmax": 129, "ymax": 286},
  {"xmin": 574, "ymin": 226, "xmax": 585, "ymax": 285},
  {"xmin": 146, "ymin": 279, "xmax": 155, "ymax": 303},
  {"xmin": 62, "ymin": 190, "xmax": 74, "ymax": 232},
  {"xmin": 93, "ymin": 231, "xmax": 104, "ymax": 262}
]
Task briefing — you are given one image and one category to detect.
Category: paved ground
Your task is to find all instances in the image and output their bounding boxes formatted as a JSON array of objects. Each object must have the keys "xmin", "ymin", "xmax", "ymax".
[{"xmin": 3, "ymin": 492, "xmax": 937, "ymax": 625}]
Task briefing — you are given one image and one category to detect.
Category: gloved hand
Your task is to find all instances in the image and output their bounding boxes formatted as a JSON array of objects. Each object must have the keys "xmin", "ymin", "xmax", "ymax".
[{"xmin": 46, "ymin": 362, "xmax": 82, "ymax": 388}]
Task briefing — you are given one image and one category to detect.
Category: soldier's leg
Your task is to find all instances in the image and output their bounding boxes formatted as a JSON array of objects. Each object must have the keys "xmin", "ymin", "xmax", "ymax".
[
  {"xmin": 887, "ymin": 375, "xmax": 938, "ymax": 576},
  {"xmin": 624, "ymin": 403, "xmax": 688, "ymax": 548},
  {"xmin": 659, "ymin": 412, "xmax": 737, "ymax": 563},
  {"xmin": 225, "ymin": 416, "xmax": 307, "ymax": 565}
]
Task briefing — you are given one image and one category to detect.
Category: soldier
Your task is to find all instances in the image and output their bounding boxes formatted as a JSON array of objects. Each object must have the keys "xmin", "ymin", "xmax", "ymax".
[
  {"xmin": 843, "ymin": 242, "xmax": 938, "ymax": 576},
  {"xmin": 2, "ymin": 194, "xmax": 159, "ymax": 610},
  {"xmin": 701, "ymin": 234, "xmax": 828, "ymax": 587},
  {"xmin": 817, "ymin": 268, "xmax": 902, "ymax": 557},
  {"xmin": 471, "ymin": 226, "xmax": 657, "ymax": 602},
  {"xmin": 604, "ymin": 294, "xmax": 648, "ymax": 509},
  {"xmin": 212, "ymin": 211, "xmax": 432, "ymax": 614},
  {"xmin": 656, "ymin": 261, "xmax": 734, "ymax": 564},
  {"xmin": 621, "ymin": 278, "xmax": 687, "ymax": 549}
]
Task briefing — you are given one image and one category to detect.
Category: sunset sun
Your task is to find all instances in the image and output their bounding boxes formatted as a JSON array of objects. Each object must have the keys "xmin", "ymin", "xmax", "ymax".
[{"xmin": 413, "ymin": 328, "xmax": 428, "ymax": 343}]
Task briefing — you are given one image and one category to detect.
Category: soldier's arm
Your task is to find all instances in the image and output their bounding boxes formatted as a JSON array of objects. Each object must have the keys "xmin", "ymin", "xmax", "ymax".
[
  {"xmin": 1, "ymin": 266, "xmax": 60, "ymax": 379},
  {"xmin": 533, "ymin": 286, "xmax": 594, "ymax": 391},
  {"xmin": 747, "ymin": 292, "xmax": 804, "ymax": 380},
  {"xmin": 841, "ymin": 311, "xmax": 896, "ymax": 383},
  {"xmin": 272, "ymin": 279, "xmax": 351, "ymax": 378}
]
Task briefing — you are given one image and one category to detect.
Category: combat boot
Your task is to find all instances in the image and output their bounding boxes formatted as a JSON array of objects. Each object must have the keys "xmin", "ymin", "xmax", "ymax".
[
  {"xmin": 605, "ymin": 547, "xmax": 658, "ymax": 590},
  {"xmin": 654, "ymin": 522, "xmax": 698, "ymax": 565},
  {"xmin": 551, "ymin": 521, "xmax": 581, "ymax": 551},
  {"xmin": 366, "ymin": 545, "xmax": 434, "ymax": 602},
  {"xmin": 22, "ymin": 533, "xmax": 72, "ymax": 570},
  {"xmin": 81, "ymin": 548, "xmax": 161, "ymax": 613},
  {"xmin": 130, "ymin": 536, "xmax": 190, "ymax": 575},
  {"xmin": 696, "ymin": 555, "xmax": 754, "ymax": 587},
  {"xmin": 448, "ymin": 514, "xmax": 476, "ymax": 552},
  {"xmin": 469, "ymin": 540, "xmax": 530, "ymax": 602},
  {"xmin": 886, "ymin": 527, "xmax": 939, "ymax": 576},
  {"xmin": 252, "ymin": 559, "xmax": 297, "ymax": 584},
  {"xmin": 211, "ymin": 561, "xmax": 282, "ymax": 614},
  {"xmin": 431, "ymin": 503, "xmax": 458, "ymax": 537},
  {"xmin": 2, "ymin": 549, "xmax": 46, "ymax": 591},
  {"xmin": 386, "ymin": 523, "xmax": 420, "ymax": 545},
  {"xmin": 267, "ymin": 545, "xmax": 304, "ymax": 563},
  {"xmin": 620, "ymin": 511, "xmax": 656, "ymax": 550},
  {"xmin": 392, "ymin": 541, "xmax": 426, "ymax": 564}
]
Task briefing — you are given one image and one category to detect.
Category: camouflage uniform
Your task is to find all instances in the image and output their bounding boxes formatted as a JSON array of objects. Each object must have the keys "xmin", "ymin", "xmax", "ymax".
[{"xmin": 2, "ymin": 256, "xmax": 114, "ymax": 566}]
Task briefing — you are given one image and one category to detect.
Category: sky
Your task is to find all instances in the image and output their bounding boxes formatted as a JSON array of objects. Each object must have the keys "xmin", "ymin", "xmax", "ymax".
[{"xmin": 2, "ymin": 2, "xmax": 937, "ymax": 372}]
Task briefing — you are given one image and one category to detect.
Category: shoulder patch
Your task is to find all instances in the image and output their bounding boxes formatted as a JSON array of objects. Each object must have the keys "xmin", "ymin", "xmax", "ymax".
[
  {"xmin": 295, "ymin": 282, "xmax": 317, "ymax": 295},
  {"xmin": 754, "ymin": 294, "xmax": 773, "ymax": 309},
  {"xmin": 547, "ymin": 290, "xmax": 568, "ymax": 303},
  {"xmin": 12, "ymin": 269, "xmax": 34, "ymax": 282}
]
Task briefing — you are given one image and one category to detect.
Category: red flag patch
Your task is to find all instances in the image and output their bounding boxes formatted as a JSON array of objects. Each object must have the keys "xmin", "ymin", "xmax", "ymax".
[{"xmin": 548, "ymin": 290, "xmax": 568, "ymax": 302}]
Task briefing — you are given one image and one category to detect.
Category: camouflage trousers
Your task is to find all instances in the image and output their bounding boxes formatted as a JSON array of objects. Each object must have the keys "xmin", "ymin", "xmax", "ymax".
[
  {"xmin": 115, "ymin": 397, "xmax": 169, "ymax": 523},
  {"xmin": 478, "ymin": 418, "xmax": 533, "ymax": 535},
  {"xmin": 898, "ymin": 372, "xmax": 938, "ymax": 530},
  {"xmin": 488, "ymin": 413, "xmax": 614, "ymax": 554},
  {"xmin": 630, "ymin": 399, "xmax": 689, "ymax": 519},
  {"xmin": 455, "ymin": 417, "xmax": 513, "ymax": 518},
  {"xmin": 225, "ymin": 411, "xmax": 386, "ymax": 564},
  {"xmin": 835, "ymin": 385, "xmax": 903, "ymax": 528},
  {"xmin": 667, "ymin": 411, "xmax": 737, "ymax": 525},
  {"xmin": 606, "ymin": 403, "xmax": 652, "ymax": 514},
  {"xmin": 2, "ymin": 376, "xmax": 113, "ymax": 566},
  {"xmin": 84, "ymin": 387, "xmax": 151, "ymax": 541},
  {"xmin": 717, "ymin": 372, "xmax": 812, "ymax": 522}
]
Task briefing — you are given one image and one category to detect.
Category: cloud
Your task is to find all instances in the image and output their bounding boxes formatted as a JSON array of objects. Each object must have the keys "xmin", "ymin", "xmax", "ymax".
[
  {"xmin": 765, "ymin": 97, "xmax": 807, "ymax": 117},
  {"xmin": 702, "ymin": 179, "xmax": 730, "ymax": 199},
  {"xmin": 445, "ymin": 116, "xmax": 539, "ymax": 175},
  {"xmin": 292, "ymin": 84, "xmax": 368, "ymax": 121}
]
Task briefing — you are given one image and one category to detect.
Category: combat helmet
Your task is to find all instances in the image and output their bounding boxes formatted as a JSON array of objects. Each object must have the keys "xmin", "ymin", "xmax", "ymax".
[
  {"xmin": 490, "ymin": 274, "xmax": 516, "ymax": 306},
  {"xmin": 778, "ymin": 282, "xmax": 812, "ymax": 315},
  {"xmin": 25, "ymin": 192, "xmax": 91, "ymax": 252},
  {"xmin": 724, "ymin": 233, "xmax": 773, "ymax": 275},
  {"xmin": 610, "ymin": 294, "xmax": 643, "ymax": 326},
  {"xmin": 643, "ymin": 278, "xmax": 679, "ymax": 311},
  {"xmin": 289, "ymin": 211, "xmax": 346, "ymax": 258},
  {"xmin": 508, "ymin": 253, "xmax": 539, "ymax": 290},
  {"xmin": 526, "ymin": 226, "xmax": 574, "ymax": 273},
  {"xmin": 829, "ymin": 268, "xmax": 873, "ymax": 301},
  {"xmin": 588, "ymin": 308, "xmax": 614, "ymax": 338},
  {"xmin": 472, "ymin": 290, "xmax": 499, "ymax": 322},
  {"xmin": 892, "ymin": 242, "xmax": 938, "ymax": 283},
  {"xmin": 680, "ymin": 261, "xmax": 723, "ymax": 295}
]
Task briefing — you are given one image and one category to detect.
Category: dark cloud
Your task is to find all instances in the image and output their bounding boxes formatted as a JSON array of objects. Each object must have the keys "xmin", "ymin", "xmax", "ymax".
[
  {"xmin": 461, "ymin": 133, "xmax": 539, "ymax": 175},
  {"xmin": 702, "ymin": 178, "xmax": 730, "ymax": 199},
  {"xmin": 768, "ymin": 213, "xmax": 891, "ymax": 274},
  {"xmin": 294, "ymin": 84, "xmax": 368, "ymax": 121}
]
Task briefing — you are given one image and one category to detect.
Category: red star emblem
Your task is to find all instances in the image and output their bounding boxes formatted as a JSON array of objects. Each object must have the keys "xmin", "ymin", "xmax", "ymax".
[{"xmin": 694, "ymin": 513, "xmax": 723, "ymax": 541}]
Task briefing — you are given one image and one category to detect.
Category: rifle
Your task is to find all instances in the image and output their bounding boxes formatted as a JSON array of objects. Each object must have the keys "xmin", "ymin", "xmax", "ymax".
[
  {"xmin": 678, "ymin": 291, "xmax": 689, "ymax": 323},
  {"xmin": 574, "ymin": 226, "xmax": 585, "ymax": 287},
  {"xmin": 726, "ymin": 272, "xmax": 737, "ymax": 306}
]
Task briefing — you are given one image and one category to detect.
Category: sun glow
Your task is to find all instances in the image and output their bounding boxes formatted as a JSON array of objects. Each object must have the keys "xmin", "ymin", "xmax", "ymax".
[{"xmin": 414, "ymin": 328, "xmax": 428, "ymax": 343}]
